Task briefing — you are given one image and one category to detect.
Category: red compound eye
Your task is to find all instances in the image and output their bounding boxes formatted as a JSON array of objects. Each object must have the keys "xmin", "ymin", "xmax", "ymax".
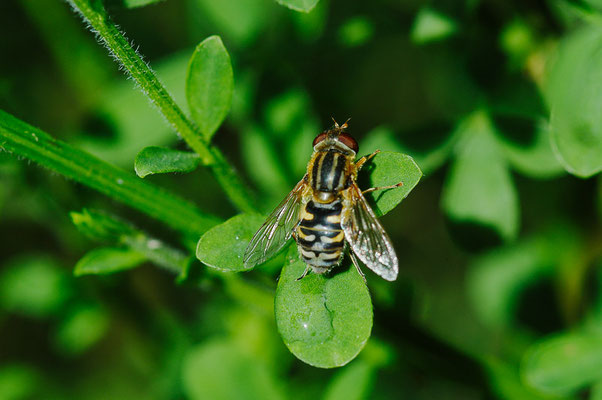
[
  {"xmin": 312, "ymin": 132, "xmax": 328, "ymax": 147},
  {"xmin": 338, "ymin": 133, "xmax": 359, "ymax": 153}
]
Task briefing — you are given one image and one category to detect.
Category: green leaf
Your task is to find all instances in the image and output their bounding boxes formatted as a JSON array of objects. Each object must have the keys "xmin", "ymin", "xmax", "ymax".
[
  {"xmin": 338, "ymin": 17, "xmax": 374, "ymax": 47},
  {"xmin": 361, "ymin": 151, "xmax": 422, "ymax": 217},
  {"xmin": 361, "ymin": 126, "xmax": 453, "ymax": 176},
  {"xmin": 467, "ymin": 226, "xmax": 578, "ymax": 328},
  {"xmin": 182, "ymin": 339, "xmax": 285, "ymax": 400},
  {"xmin": 324, "ymin": 360, "xmax": 375, "ymax": 400},
  {"xmin": 0, "ymin": 365, "xmax": 38, "ymax": 400},
  {"xmin": 53, "ymin": 304, "xmax": 109, "ymax": 355},
  {"xmin": 442, "ymin": 112, "xmax": 519, "ymax": 241},
  {"xmin": 411, "ymin": 7, "xmax": 458, "ymax": 44},
  {"xmin": 522, "ymin": 332, "xmax": 602, "ymax": 395},
  {"xmin": 196, "ymin": 214, "xmax": 266, "ymax": 272},
  {"xmin": 74, "ymin": 247, "xmax": 147, "ymax": 276},
  {"xmin": 547, "ymin": 24, "xmax": 602, "ymax": 177},
  {"xmin": 275, "ymin": 0, "xmax": 319, "ymax": 13},
  {"xmin": 134, "ymin": 146, "xmax": 200, "ymax": 178},
  {"xmin": 71, "ymin": 209, "xmax": 191, "ymax": 275},
  {"xmin": 0, "ymin": 257, "xmax": 71, "ymax": 318},
  {"xmin": 120, "ymin": 0, "xmax": 164, "ymax": 8},
  {"xmin": 186, "ymin": 36, "xmax": 234, "ymax": 140},
  {"xmin": 0, "ymin": 109, "xmax": 221, "ymax": 237},
  {"xmin": 274, "ymin": 250, "xmax": 373, "ymax": 368},
  {"xmin": 592, "ymin": 381, "xmax": 602, "ymax": 400},
  {"xmin": 495, "ymin": 117, "xmax": 565, "ymax": 179}
]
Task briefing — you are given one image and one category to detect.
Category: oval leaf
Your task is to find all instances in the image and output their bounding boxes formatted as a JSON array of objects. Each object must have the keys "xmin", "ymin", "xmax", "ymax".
[
  {"xmin": 196, "ymin": 213, "xmax": 265, "ymax": 272},
  {"xmin": 547, "ymin": 24, "xmax": 602, "ymax": 177},
  {"xmin": 442, "ymin": 112, "xmax": 519, "ymax": 241},
  {"xmin": 134, "ymin": 146, "xmax": 200, "ymax": 178},
  {"xmin": 74, "ymin": 247, "xmax": 146, "ymax": 276},
  {"xmin": 275, "ymin": 251, "xmax": 373, "ymax": 368},
  {"xmin": 361, "ymin": 151, "xmax": 422, "ymax": 217},
  {"xmin": 186, "ymin": 36, "xmax": 234, "ymax": 139},
  {"xmin": 522, "ymin": 332, "xmax": 602, "ymax": 395},
  {"xmin": 276, "ymin": 0, "xmax": 319, "ymax": 13}
]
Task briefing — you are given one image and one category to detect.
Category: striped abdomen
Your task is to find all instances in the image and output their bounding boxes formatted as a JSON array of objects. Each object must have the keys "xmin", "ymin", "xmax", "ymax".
[{"xmin": 295, "ymin": 199, "xmax": 345, "ymax": 273}]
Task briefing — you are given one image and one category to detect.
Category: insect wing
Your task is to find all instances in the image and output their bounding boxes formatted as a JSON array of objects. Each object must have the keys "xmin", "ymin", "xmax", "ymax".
[
  {"xmin": 342, "ymin": 184, "xmax": 398, "ymax": 281},
  {"xmin": 243, "ymin": 178, "xmax": 306, "ymax": 268}
]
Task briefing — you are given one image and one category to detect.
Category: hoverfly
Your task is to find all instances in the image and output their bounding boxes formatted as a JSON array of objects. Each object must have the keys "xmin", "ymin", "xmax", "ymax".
[{"xmin": 243, "ymin": 120, "xmax": 402, "ymax": 281}]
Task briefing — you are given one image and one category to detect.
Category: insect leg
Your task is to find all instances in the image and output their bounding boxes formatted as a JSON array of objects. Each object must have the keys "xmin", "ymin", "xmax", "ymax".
[
  {"xmin": 295, "ymin": 264, "xmax": 312, "ymax": 281},
  {"xmin": 350, "ymin": 252, "xmax": 367, "ymax": 283},
  {"xmin": 355, "ymin": 149, "xmax": 380, "ymax": 170},
  {"xmin": 362, "ymin": 182, "xmax": 403, "ymax": 194}
]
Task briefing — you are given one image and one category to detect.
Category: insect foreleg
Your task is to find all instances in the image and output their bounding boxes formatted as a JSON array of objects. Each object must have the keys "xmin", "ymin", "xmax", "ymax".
[
  {"xmin": 295, "ymin": 264, "xmax": 312, "ymax": 281},
  {"xmin": 355, "ymin": 149, "xmax": 381, "ymax": 170},
  {"xmin": 362, "ymin": 182, "xmax": 403, "ymax": 194}
]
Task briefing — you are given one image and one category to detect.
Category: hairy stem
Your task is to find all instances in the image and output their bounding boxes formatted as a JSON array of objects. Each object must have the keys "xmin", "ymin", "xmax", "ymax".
[
  {"xmin": 66, "ymin": 0, "xmax": 258, "ymax": 213},
  {"xmin": 0, "ymin": 109, "xmax": 221, "ymax": 238}
]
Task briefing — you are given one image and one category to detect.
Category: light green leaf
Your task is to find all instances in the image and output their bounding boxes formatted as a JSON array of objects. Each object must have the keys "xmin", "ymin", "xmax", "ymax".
[
  {"xmin": 275, "ymin": 250, "xmax": 373, "ymax": 368},
  {"xmin": 70, "ymin": 208, "xmax": 136, "ymax": 242},
  {"xmin": 361, "ymin": 151, "xmax": 422, "ymax": 217},
  {"xmin": 186, "ymin": 36, "xmax": 234, "ymax": 139},
  {"xmin": 182, "ymin": 339, "xmax": 285, "ymax": 400},
  {"xmin": 53, "ymin": 304, "xmax": 109, "ymax": 355},
  {"xmin": 196, "ymin": 214, "xmax": 266, "ymax": 271},
  {"xmin": 134, "ymin": 146, "xmax": 200, "ymax": 178},
  {"xmin": 592, "ymin": 380, "xmax": 602, "ymax": 400},
  {"xmin": 547, "ymin": 24, "xmax": 602, "ymax": 177},
  {"xmin": 411, "ymin": 7, "xmax": 458, "ymax": 44},
  {"xmin": 494, "ymin": 116, "xmax": 565, "ymax": 179},
  {"xmin": 442, "ymin": 112, "xmax": 519, "ymax": 241},
  {"xmin": 0, "ymin": 257, "xmax": 71, "ymax": 318},
  {"xmin": 276, "ymin": 0, "xmax": 319, "ymax": 13},
  {"xmin": 324, "ymin": 360, "xmax": 375, "ymax": 400},
  {"xmin": 74, "ymin": 247, "xmax": 147, "ymax": 276},
  {"xmin": 522, "ymin": 332, "xmax": 602, "ymax": 395}
]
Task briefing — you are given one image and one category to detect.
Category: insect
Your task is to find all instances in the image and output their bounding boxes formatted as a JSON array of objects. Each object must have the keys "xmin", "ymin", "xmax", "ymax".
[{"xmin": 243, "ymin": 119, "xmax": 402, "ymax": 281}]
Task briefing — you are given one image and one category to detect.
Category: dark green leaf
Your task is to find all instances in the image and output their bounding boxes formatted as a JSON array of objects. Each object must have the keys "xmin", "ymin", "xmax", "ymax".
[
  {"xmin": 497, "ymin": 120, "xmax": 565, "ymax": 179},
  {"xmin": 338, "ymin": 17, "xmax": 374, "ymax": 47},
  {"xmin": 186, "ymin": 36, "xmax": 233, "ymax": 139},
  {"xmin": 442, "ymin": 112, "xmax": 519, "ymax": 241},
  {"xmin": 0, "ymin": 257, "xmax": 71, "ymax": 318},
  {"xmin": 196, "ymin": 214, "xmax": 266, "ymax": 271},
  {"xmin": 275, "ymin": 0, "xmax": 319, "ymax": 13},
  {"xmin": 275, "ymin": 250, "xmax": 373, "ymax": 368},
  {"xmin": 74, "ymin": 247, "xmax": 146, "ymax": 276},
  {"xmin": 547, "ymin": 24, "xmax": 602, "ymax": 177},
  {"xmin": 411, "ymin": 7, "xmax": 457, "ymax": 44},
  {"xmin": 134, "ymin": 146, "xmax": 200, "ymax": 178},
  {"xmin": 182, "ymin": 339, "xmax": 285, "ymax": 400},
  {"xmin": 362, "ymin": 151, "xmax": 422, "ymax": 217},
  {"xmin": 71, "ymin": 209, "xmax": 191, "ymax": 275},
  {"xmin": 522, "ymin": 332, "xmax": 602, "ymax": 395}
]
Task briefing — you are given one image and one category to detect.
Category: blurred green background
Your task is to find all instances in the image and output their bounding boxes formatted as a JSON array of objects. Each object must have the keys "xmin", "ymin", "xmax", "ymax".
[{"xmin": 2, "ymin": 0, "xmax": 602, "ymax": 398}]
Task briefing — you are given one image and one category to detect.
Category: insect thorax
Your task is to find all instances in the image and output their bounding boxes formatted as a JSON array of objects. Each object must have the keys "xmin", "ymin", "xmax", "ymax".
[{"xmin": 309, "ymin": 150, "xmax": 353, "ymax": 200}]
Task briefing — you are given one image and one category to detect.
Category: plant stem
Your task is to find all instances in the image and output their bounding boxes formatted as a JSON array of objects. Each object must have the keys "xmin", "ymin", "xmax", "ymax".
[
  {"xmin": 0, "ymin": 109, "xmax": 221, "ymax": 238},
  {"xmin": 66, "ymin": 0, "xmax": 258, "ymax": 213}
]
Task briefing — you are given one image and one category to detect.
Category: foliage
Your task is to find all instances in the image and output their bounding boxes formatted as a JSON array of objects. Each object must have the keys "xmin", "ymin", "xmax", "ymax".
[{"xmin": 1, "ymin": 0, "xmax": 602, "ymax": 398}]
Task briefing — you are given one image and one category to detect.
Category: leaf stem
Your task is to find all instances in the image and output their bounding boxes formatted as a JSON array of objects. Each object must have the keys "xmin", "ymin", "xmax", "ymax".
[
  {"xmin": 66, "ymin": 0, "xmax": 258, "ymax": 213},
  {"xmin": 0, "ymin": 109, "xmax": 221, "ymax": 238}
]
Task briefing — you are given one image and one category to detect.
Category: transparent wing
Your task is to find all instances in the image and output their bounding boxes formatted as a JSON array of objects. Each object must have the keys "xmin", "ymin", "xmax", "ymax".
[
  {"xmin": 341, "ymin": 183, "xmax": 398, "ymax": 281},
  {"xmin": 243, "ymin": 177, "xmax": 306, "ymax": 268}
]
